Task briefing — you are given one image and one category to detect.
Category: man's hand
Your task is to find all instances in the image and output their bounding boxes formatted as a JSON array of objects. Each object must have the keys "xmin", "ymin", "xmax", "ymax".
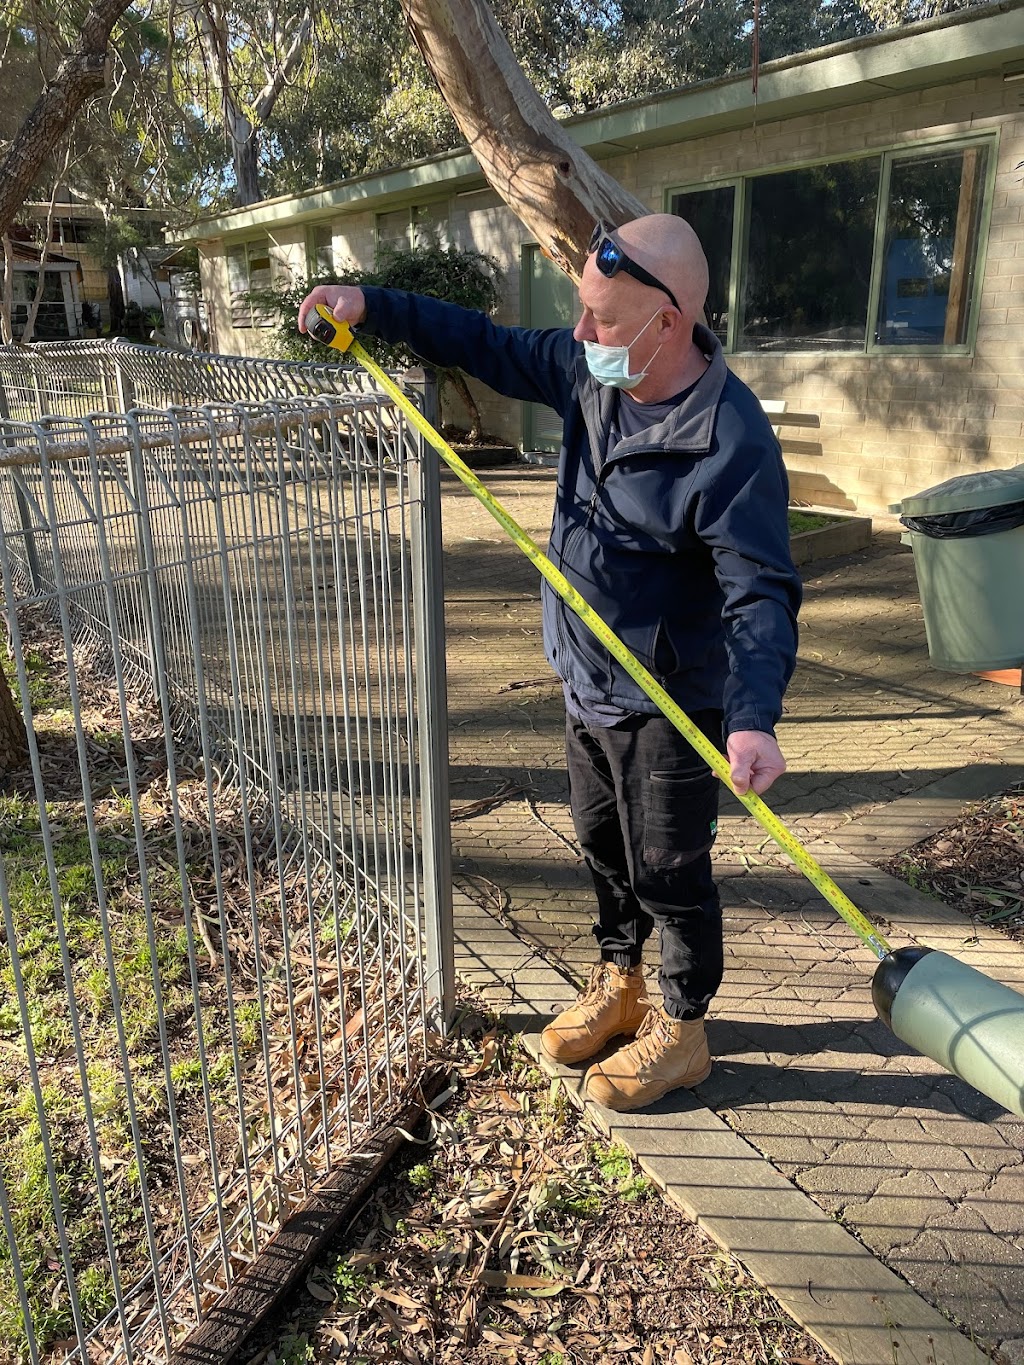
[
  {"xmin": 297, "ymin": 285, "xmax": 367, "ymax": 337},
  {"xmin": 726, "ymin": 729, "xmax": 786, "ymax": 796}
]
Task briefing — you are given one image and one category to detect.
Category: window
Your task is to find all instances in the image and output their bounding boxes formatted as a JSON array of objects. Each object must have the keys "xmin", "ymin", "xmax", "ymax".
[
  {"xmin": 412, "ymin": 202, "xmax": 449, "ymax": 247},
  {"xmin": 10, "ymin": 269, "xmax": 73, "ymax": 339},
  {"xmin": 671, "ymin": 185, "xmax": 735, "ymax": 345},
  {"xmin": 376, "ymin": 209, "xmax": 411, "ymax": 251},
  {"xmin": 306, "ymin": 223, "xmax": 335, "ymax": 279},
  {"xmin": 876, "ymin": 147, "xmax": 986, "ymax": 347},
  {"xmin": 49, "ymin": 219, "xmax": 91, "ymax": 246},
  {"xmin": 375, "ymin": 202, "xmax": 450, "ymax": 255},
  {"xmin": 669, "ymin": 137, "xmax": 992, "ymax": 355},
  {"xmin": 742, "ymin": 158, "xmax": 880, "ymax": 351},
  {"xmin": 226, "ymin": 238, "xmax": 274, "ymax": 328}
]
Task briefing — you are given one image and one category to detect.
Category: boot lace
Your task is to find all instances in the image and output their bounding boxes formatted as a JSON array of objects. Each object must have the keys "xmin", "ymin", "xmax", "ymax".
[
  {"xmin": 574, "ymin": 962, "xmax": 612, "ymax": 1012},
  {"xmin": 624, "ymin": 1008, "xmax": 672, "ymax": 1074}
]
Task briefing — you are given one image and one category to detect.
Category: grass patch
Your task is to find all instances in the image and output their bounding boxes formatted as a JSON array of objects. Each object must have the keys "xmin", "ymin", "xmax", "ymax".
[
  {"xmin": 0, "ymin": 647, "xmax": 239, "ymax": 1359},
  {"xmin": 787, "ymin": 510, "xmax": 836, "ymax": 535},
  {"xmin": 1, "ymin": 644, "xmax": 70, "ymax": 714}
]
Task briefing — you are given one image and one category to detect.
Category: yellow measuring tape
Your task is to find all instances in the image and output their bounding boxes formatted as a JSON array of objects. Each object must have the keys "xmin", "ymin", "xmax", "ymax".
[{"xmin": 311, "ymin": 305, "xmax": 891, "ymax": 961}]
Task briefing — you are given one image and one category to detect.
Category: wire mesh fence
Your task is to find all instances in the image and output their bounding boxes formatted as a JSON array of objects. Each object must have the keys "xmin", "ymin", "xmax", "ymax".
[
  {"xmin": 0, "ymin": 343, "xmax": 453, "ymax": 1363},
  {"xmin": 0, "ymin": 337, "xmax": 386, "ymax": 425}
]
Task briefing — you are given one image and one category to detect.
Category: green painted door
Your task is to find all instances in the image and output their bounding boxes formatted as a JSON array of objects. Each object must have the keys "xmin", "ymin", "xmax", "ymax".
[{"xmin": 522, "ymin": 245, "xmax": 577, "ymax": 452}]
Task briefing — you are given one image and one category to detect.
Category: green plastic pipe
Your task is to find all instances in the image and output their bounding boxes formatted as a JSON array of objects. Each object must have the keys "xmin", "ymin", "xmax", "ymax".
[{"xmin": 873, "ymin": 948, "xmax": 1024, "ymax": 1117}]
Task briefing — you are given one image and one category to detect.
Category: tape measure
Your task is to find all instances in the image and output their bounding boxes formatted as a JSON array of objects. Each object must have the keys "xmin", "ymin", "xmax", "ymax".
[{"xmin": 310, "ymin": 303, "xmax": 892, "ymax": 961}]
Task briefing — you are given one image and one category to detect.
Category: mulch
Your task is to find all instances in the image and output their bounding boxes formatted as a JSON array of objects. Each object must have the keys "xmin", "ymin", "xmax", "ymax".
[
  {"xmin": 247, "ymin": 1013, "xmax": 832, "ymax": 1365},
  {"xmin": 885, "ymin": 783, "xmax": 1024, "ymax": 943}
]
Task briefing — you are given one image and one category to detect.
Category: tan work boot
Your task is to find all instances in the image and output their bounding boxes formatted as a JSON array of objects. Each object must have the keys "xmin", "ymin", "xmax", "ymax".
[
  {"xmin": 584, "ymin": 1005, "xmax": 711, "ymax": 1111},
  {"xmin": 541, "ymin": 962, "xmax": 650, "ymax": 1065}
]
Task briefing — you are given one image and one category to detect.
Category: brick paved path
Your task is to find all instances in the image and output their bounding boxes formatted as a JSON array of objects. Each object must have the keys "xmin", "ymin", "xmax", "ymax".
[{"xmin": 438, "ymin": 464, "xmax": 1024, "ymax": 1359}]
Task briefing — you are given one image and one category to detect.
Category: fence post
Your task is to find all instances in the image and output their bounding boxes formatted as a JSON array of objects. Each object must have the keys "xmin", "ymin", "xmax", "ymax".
[
  {"xmin": 406, "ymin": 367, "xmax": 455, "ymax": 1031},
  {"xmin": 110, "ymin": 355, "xmax": 160, "ymax": 694},
  {"xmin": 124, "ymin": 415, "xmax": 160, "ymax": 699},
  {"xmin": 113, "ymin": 348, "xmax": 137, "ymax": 415},
  {"xmin": 0, "ymin": 384, "xmax": 41, "ymax": 592}
]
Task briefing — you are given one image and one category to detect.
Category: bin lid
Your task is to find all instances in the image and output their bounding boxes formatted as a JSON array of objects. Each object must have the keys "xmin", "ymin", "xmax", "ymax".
[{"xmin": 900, "ymin": 464, "xmax": 1024, "ymax": 517}]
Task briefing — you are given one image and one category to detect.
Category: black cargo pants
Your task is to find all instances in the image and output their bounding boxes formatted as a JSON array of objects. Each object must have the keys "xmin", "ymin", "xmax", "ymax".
[{"xmin": 565, "ymin": 709, "xmax": 724, "ymax": 1020}]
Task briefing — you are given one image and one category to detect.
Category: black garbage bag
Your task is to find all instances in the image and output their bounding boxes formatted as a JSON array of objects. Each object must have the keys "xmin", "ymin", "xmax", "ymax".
[{"xmin": 900, "ymin": 500, "xmax": 1024, "ymax": 539}]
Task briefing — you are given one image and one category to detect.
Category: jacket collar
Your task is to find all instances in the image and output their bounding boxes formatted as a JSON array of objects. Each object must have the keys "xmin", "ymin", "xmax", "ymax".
[{"xmin": 575, "ymin": 322, "xmax": 727, "ymax": 460}]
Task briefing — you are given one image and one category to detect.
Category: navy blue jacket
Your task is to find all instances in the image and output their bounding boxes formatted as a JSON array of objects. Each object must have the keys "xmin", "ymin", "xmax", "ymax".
[{"xmin": 359, "ymin": 287, "xmax": 801, "ymax": 738}]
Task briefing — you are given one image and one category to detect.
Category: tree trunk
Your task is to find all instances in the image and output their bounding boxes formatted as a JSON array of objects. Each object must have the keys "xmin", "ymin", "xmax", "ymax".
[
  {"xmin": 447, "ymin": 371, "xmax": 482, "ymax": 441},
  {"xmin": 21, "ymin": 150, "xmax": 77, "ymax": 345},
  {"xmin": 0, "ymin": 669, "xmax": 29, "ymax": 778},
  {"xmin": 233, "ymin": 131, "xmax": 262, "ymax": 210},
  {"xmin": 397, "ymin": 0, "xmax": 649, "ymax": 280},
  {"xmin": 187, "ymin": 0, "xmax": 313, "ymax": 208},
  {"xmin": 0, "ymin": 0, "xmax": 133, "ymax": 240},
  {"xmin": 1, "ymin": 235, "xmax": 15, "ymax": 344}
]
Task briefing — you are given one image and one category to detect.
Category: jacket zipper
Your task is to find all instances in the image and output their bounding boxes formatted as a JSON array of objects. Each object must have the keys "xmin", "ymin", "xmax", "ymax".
[{"xmin": 584, "ymin": 443, "xmax": 673, "ymax": 527}]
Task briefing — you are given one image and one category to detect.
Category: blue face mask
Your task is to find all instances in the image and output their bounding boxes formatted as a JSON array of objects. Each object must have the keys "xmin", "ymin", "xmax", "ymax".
[{"xmin": 583, "ymin": 309, "xmax": 664, "ymax": 390}]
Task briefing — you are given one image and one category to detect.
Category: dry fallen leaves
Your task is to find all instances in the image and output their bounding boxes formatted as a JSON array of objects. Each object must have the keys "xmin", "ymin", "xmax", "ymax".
[
  {"xmin": 255, "ymin": 1019, "xmax": 834, "ymax": 1365},
  {"xmin": 886, "ymin": 782, "xmax": 1024, "ymax": 940}
]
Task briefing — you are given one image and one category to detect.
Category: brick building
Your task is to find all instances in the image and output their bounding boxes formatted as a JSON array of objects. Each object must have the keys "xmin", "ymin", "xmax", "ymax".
[{"xmin": 177, "ymin": 0, "xmax": 1024, "ymax": 514}]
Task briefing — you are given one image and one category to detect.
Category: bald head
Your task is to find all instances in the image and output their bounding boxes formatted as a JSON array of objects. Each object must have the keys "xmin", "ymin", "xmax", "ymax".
[{"xmin": 612, "ymin": 214, "xmax": 709, "ymax": 325}]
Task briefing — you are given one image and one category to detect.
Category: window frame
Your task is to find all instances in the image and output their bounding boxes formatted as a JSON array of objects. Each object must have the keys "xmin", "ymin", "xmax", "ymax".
[
  {"xmin": 225, "ymin": 236, "xmax": 276, "ymax": 330},
  {"xmin": 305, "ymin": 223, "xmax": 335, "ymax": 279},
  {"xmin": 665, "ymin": 131, "xmax": 998, "ymax": 358},
  {"xmin": 374, "ymin": 199, "xmax": 451, "ymax": 256}
]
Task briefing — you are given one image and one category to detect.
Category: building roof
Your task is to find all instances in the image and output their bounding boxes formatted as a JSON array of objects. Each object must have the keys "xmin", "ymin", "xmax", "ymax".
[
  {"xmin": 7, "ymin": 241, "xmax": 81, "ymax": 271},
  {"xmin": 174, "ymin": 0, "xmax": 1024, "ymax": 245}
]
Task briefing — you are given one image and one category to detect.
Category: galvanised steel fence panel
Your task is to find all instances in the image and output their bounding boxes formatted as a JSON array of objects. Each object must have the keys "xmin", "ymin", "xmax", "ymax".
[
  {"xmin": 0, "ymin": 337, "xmax": 383, "ymax": 423},
  {"xmin": 0, "ymin": 346, "xmax": 453, "ymax": 1363}
]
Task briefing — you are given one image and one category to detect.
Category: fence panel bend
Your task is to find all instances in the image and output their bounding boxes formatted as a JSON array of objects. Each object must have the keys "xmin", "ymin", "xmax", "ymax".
[{"xmin": 0, "ymin": 343, "xmax": 453, "ymax": 1363}]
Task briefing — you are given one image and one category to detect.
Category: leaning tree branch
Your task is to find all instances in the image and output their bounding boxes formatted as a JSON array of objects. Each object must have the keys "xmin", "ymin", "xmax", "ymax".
[
  {"xmin": 0, "ymin": 0, "xmax": 134, "ymax": 240},
  {"xmin": 397, "ymin": 0, "xmax": 649, "ymax": 279}
]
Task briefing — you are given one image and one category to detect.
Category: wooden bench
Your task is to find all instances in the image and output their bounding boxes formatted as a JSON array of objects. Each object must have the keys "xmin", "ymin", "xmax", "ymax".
[{"xmin": 759, "ymin": 398, "xmax": 822, "ymax": 459}]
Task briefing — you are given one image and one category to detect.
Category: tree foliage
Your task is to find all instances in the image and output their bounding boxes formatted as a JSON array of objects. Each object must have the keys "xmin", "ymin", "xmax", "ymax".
[{"xmin": 0, "ymin": 0, "xmax": 995, "ymax": 229}]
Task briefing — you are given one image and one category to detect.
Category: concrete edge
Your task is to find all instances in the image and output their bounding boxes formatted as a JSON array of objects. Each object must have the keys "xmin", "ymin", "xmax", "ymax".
[
  {"xmin": 452, "ymin": 890, "xmax": 991, "ymax": 1365},
  {"xmin": 815, "ymin": 741, "xmax": 1024, "ymax": 985},
  {"xmin": 790, "ymin": 515, "xmax": 873, "ymax": 567},
  {"xmin": 828, "ymin": 743, "xmax": 1024, "ymax": 868},
  {"xmin": 802, "ymin": 836, "xmax": 1024, "ymax": 989}
]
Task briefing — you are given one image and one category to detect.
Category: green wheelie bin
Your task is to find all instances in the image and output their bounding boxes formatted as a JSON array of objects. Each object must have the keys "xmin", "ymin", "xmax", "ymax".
[{"xmin": 895, "ymin": 464, "xmax": 1024, "ymax": 673}]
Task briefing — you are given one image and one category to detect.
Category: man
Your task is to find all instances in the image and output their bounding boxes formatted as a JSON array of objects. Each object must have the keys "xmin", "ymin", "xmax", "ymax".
[{"xmin": 298, "ymin": 214, "xmax": 801, "ymax": 1112}]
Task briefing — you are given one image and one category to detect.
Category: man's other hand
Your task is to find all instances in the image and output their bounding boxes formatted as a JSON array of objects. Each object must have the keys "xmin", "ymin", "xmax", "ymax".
[
  {"xmin": 726, "ymin": 729, "xmax": 786, "ymax": 796},
  {"xmin": 297, "ymin": 285, "xmax": 367, "ymax": 336}
]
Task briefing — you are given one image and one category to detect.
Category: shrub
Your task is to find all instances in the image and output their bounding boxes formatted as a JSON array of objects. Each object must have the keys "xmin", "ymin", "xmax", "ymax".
[{"xmin": 248, "ymin": 240, "xmax": 505, "ymax": 439}]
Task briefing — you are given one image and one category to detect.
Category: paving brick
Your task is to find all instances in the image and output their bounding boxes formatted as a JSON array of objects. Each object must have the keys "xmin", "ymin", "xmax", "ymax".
[{"xmin": 440, "ymin": 494, "xmax": 1024, "ymax": 1358}]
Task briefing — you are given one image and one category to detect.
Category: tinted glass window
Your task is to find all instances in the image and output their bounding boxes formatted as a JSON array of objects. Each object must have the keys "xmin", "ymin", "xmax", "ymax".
[
  {"xmin": 876, "ymin": 146, "xmax": 987, "ymax": 347},
  {"xmin": 739, "ymin": 158, "xmax": 880, "ymax": 351},
  {"xmin": 671, "ymin": 185, "xmax": 735, "ymax": 344}
]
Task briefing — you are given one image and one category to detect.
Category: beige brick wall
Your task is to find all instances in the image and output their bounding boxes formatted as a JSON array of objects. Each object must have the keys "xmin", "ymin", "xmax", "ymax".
[{"xmin": 446, "ymin": 191, "xmax": 526, "ymax": 442}]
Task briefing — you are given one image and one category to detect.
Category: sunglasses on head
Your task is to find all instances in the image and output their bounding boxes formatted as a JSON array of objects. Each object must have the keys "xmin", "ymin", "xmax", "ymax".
[{"xmin": 588, "ymin": 223, "xmax": 681, "ymax": 313}]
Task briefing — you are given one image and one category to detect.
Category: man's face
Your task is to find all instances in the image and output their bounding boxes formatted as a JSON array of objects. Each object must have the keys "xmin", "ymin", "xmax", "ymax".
[{"xmin": 573, "ymin": 256, "xmax": 665, "ymax": 349}]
